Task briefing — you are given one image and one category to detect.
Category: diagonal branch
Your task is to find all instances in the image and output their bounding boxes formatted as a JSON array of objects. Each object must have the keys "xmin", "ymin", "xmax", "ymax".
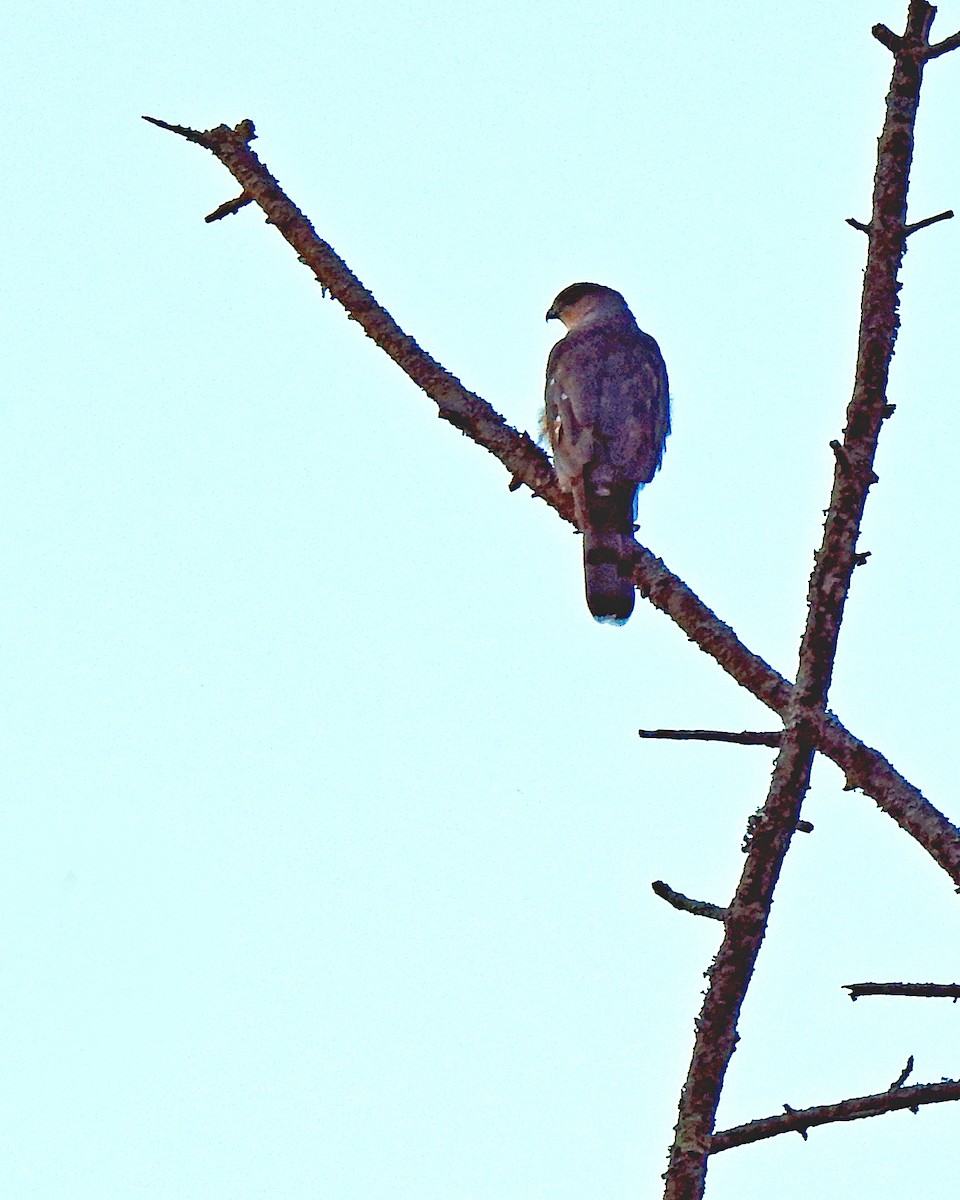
[
  {"xmin": 890, "ymin": 1056, "xmax": 915, "ymax": 1089},
  {"xmin": 711, "ymin": 1078, "xmax": 960, "ymax": 1153},
  {"xmin": 872, "ymin": 24, "xmax": 902, "ymax": 52},
  {"xmin": 142, "ymin": 116, "xmax": 565, "ymax": 515},
  {"xmin": 904, "ymin": 207, "xmax": 954, "ymax": 235},
  {"xmin": 144, "ymin": 113, "xmax": 960, "ymax": 889},
  {"xmin": 926, "ymin": 29, "xmax": 960, "ymax": 58},
  {"xmin": 205, "ymin": 192, "xmax": 254, "ymax": 223}
]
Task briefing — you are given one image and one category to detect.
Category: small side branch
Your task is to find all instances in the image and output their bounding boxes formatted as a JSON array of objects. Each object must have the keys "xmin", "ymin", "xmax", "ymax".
[
  {"xmin": 652, "ymin": 881, "xmax": 727, "ymax": 922},
  {"xmin": 846, "ymin": 210, "xmax": 951, "ymax": 238},
  {"xmin": 890, "ymin": 1056, "xmax": 915, "ymax": 1089},
  {"xmin": 829, "ymin": 439, "xmax": 851, "ymax": 472},
  {"xmin": 206, "ymin": 193, "xmax": 254, "ymax": 223},
  {"xmin": 872, "ymin": 24, "xmax": 902, "ymax": 52},
  {"xmin": 927, "ymin": 29, "xmax": 960, "ymax": 58},
  {"xmin": 637, "ymin": 728, "xmax": 781, "ymax": 747},
  {"xmin": 711, "ymin": 1078, "xmax": 960, "ymax": 1153},
  {"xmin": 904, "ymin": 208, "xmax": 954, "ymax": 235},
  {"xmin": 142, "ymin": 114, "xmax": 211, "ymax": 144},
  {"xmin": 142, "ymin": 114, "xmax": 566, "ymax": 515},
  {"xmin": 845, "ymin": 982, "xmax": 960, "ymax": 1000}
]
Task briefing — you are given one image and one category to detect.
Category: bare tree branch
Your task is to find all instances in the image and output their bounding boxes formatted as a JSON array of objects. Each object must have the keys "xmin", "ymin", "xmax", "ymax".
[
  {"xmin": 872, "ymin": 24, "xmax": 903, "ymax": 52},
  {"xmin": 845, "ymin": 982, "xmax": 960, "ymax": 1000},
  {"xmin": 142, "ymin": 114, "xmax": 210, "ymax": 144},
  {"xmin": 927, "ymin": 29, "xmax": 960, "ymax": 58},
  {"xmin": 652, "ymin": 881, "xmax": 727, "ymax": 921},
  {"xmin": 904, "ymin": 207, "xmax": 954, "ymax": 235},
  {"xmin": 144, "ymin": 115, "xmax": 960, "ymax": 890},
  {"xmin": 890, "ymin": 1056, "xmax": 915, "ymax": 1088},
  {"xmin": 632, "ymin": 555, "xmax": 960, "ymax": 882},
  {"xmin": 711, "ymin": 1078, "xmax": 960, "ymax": 1153},
  {"xmin": 663, "ymin": 4, "xmax": 950, "ymax": 1195},
  {"xmin": 141, "ymin": 116, "xmax": 564, "ymax": 515},
  {"xmin": 637, "ymin": 728, "xmax": 780, "ymax": 747},
  {"xmin": 665, "ymin": 722, "xmax": 818, "ymax": 1198},
  {"xmin": 205, "ymin": 193, "xmax": 253, "ymax": 223}
]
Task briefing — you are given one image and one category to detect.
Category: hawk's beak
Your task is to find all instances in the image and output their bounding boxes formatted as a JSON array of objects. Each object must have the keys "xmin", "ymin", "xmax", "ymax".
[{"xmin": 545, "ymin": 306, "xmax": 558, "ymax": 322}]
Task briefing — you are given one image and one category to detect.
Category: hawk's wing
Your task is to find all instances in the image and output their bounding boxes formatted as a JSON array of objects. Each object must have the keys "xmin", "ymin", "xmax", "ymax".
[
  {"xmin": 545, "ymin": 318, "xmax": 669, "ymax": 623},
  {"xmin": 545, "ymin": 321, "xmax": 669, "ymax": 494}
]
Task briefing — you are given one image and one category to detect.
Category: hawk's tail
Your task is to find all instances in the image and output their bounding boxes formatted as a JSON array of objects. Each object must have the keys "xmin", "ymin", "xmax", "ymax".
[{"xmin": 582, "ymin": 526, "xmax": 636, "ymax": 624}]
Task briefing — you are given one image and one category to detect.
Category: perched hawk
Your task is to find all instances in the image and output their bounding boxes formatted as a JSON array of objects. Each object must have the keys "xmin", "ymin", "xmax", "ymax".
[{"xmin": 545, "ymin": 283, "xmax": 670, "ymax": 624}]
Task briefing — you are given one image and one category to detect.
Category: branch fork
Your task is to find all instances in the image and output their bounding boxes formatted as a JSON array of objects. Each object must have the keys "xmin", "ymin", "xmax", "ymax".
[{"xmin": 146, "ymin": 4, "xmax": 960, "ymax": 1196}]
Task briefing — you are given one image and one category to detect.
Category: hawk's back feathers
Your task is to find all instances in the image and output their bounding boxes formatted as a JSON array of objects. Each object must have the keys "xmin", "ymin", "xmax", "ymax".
[{"xmin": 544, "ymin": 283, "xmax": 669, "ymax": 624}]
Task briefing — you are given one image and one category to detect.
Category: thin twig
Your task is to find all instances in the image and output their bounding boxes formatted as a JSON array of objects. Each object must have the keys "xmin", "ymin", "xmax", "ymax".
[
  {"xmin": 846, "ymin": 217, "xmax": 871, "ymax": 233},
  {"xmin": 143, "ymin": 115, "xmax": 203, "ymax": 141},
  {"xmin": 205, "ymin": 193, "xmax": 254, "ymax": 223},
  {"xmin": 872, "ymin": 24, "xmax": 902, "ymax": 52},
  {"xmin": 927, "ymin": 29, "xmax": 960, "ymax": 58},
  {"xmin": 637, "ymin": 728, "xmax": 781, "ymax": 747},
  {"xmin": 652, "ymin": 881, "xmax": 727, "ymax": 922},
  {"xmin": 845, "ymin": 982, "xmax": 960, "ymax": 1000},
  {"xmin": 890, "ymin": 1056, "xmax": 915, "ymax": 1089},
  {"xmin": 904, "ymin": 208, "xmax": 954, "ymax": 235},
  {"xmin": 711, "ymin": 1078, "xmax": 960, "ymax": 1153}
]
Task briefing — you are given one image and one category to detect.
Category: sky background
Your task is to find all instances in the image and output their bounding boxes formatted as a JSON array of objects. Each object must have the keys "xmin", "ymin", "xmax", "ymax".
[{"xmin": 3, "ymin": 1, "xmax": 960, "ymax": 1197}]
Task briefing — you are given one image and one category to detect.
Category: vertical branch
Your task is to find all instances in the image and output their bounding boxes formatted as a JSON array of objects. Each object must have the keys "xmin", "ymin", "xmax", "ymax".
[
  {"xmin": 796, "ymin": 0, "xmax": 934, "ymax": 707},
  {"xmin": 662, "ymin": 5, "xmax": 943, "ymax": 1198},
  {"xmin": 664, "ymin": 725, "xmax": 816, "ymax": 1199}
]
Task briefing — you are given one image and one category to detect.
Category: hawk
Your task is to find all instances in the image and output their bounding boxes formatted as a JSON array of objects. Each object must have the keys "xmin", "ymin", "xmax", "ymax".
[{"xmin": 544, "ymin": 282, "xmax": 670, "ymax": 624}]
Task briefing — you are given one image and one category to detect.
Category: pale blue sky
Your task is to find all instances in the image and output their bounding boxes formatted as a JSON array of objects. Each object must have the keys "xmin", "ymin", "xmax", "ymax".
[{"xmin": 3, "ymin": 1, "xmax": 960, "ymax": 1197}]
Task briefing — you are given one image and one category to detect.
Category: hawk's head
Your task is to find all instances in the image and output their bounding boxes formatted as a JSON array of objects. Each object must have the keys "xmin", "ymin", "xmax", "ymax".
[{"xmin": 545, "ymin": 282, "xmax": 631, "ymax": 331}]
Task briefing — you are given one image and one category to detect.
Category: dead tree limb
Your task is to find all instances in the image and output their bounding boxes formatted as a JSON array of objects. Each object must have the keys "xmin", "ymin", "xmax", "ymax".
[
  {"xmin": 845, "ymin": 982, "xmax": 960, "ymax": 1000},
  {"xmin": 142, "ymin": 115, "xmax": 563, "ymax": 514},
  {"xmin": 927, "ymin": 28, "xmax": 960, "ymax": 57},
  {"xmin": 904, "ymin": 207, "xmax": 954, "ymax": 235},
  {"xmin": 146, "ymin": 4, "xmax": 960, "ymax": 1196},
  {"xmin": 637, "ymin": 729, "xmax": 781, "ymax": 747},
  {"xmin": 711, "ymin": 1078, "xmax": 960, "ymax": 1153},
  {"xmin": 890, "ymin": 1056, "xmax": 915, "ymax": 1088},
  {"xmin": 664, "ymin": 721, "xmax": 819, "ymax": 1198},
  {"xmin": 651, "ymin": 881, "xmax": 728, "ymax": 922},
  {"xmin": 663, "ymin": 5, "xmax": 957, "ymax": 1197},
  {"xmin": 144, "ymin": 112, "xmax": 960, "ymax": 889}
]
